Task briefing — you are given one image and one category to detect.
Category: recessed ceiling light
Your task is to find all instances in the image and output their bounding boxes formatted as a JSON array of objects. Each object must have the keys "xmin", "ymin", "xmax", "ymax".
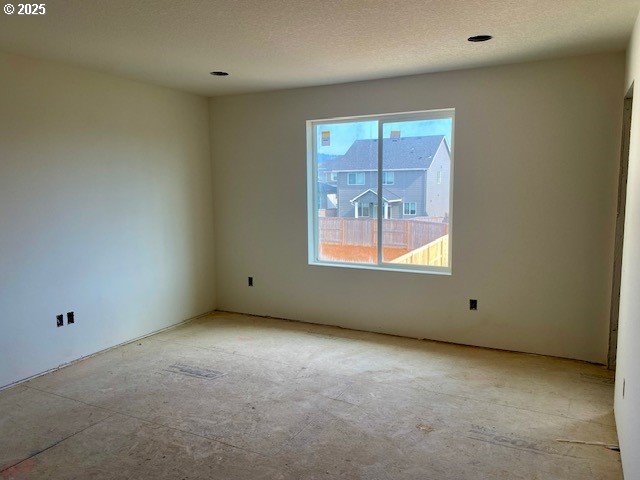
[
  {"xmin": 210, "ymin": 71, "xmax": 229, "ymax": 76},
  {"xmin": 468, "ymin": 35, "xmax": 492, "ymax": 42}
]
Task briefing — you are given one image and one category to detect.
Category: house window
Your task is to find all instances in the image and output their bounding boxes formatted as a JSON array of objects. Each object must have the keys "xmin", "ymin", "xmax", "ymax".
[
  {"xmin": 357, "ymin": 203, "xmax": 370, "ymax": 217},
  {"xmin": 347, "ymin": 172, "xmax": 365, "ymax": 185},
  {"xmin": 403, "ymin": 202, "xmax": 417, "ymax": 215},
  {"xmin": 308, "ymin": 109, "xmax": 454, "ymax": 274}
]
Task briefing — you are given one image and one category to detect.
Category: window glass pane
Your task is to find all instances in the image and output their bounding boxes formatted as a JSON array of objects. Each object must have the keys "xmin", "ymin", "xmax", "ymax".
[
  {"xmin": 315, "ymin": 120, "xmax": 378, "ymax": 264},
  {"xmin": 403, "ymin": 202, "xmax": 417, "ymax": 215},
  {"xmin": 381, "ymin": 118, "xmax": 452, "ymax": 267},
  {"xmin": 347, "ymin": 172, "xmax": 365, "ymax": 185}
]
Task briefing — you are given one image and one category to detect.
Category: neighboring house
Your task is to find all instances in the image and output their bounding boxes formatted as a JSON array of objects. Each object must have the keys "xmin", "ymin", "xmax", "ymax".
[
  {"xmin": 328, "ymin": 135, "xmax": 451, "ymax": 219},
  {"xmin": 317, "ymin": 155, "xmax": 339, "ymax": 185},
  {"xmin": 317, "ymin": 167, "xmax": 338, "ymax": 184},
  {"xmin": 317, "ymin": 181, "xmax": 338, "ymax": 216}
]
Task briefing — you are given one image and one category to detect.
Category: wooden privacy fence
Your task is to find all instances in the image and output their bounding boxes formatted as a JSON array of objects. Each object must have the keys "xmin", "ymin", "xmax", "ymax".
[
  {"xmin": 391, "ymin": 234, "xmax": 449, "ymax": 267},
  {"xmin": 319, "ymin": 217, "xmax": 448, "ymax": 250}
]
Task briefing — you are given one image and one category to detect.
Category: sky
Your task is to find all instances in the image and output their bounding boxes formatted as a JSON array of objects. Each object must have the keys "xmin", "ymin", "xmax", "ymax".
[{"xmin": 316, "ymin": 118, "xmax": 453, "ymax": 156}]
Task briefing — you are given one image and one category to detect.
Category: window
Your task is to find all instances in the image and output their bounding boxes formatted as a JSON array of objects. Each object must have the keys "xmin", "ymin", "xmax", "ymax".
[
  {"xmin": 307, "ymin": 109, "xmax": 454, "ymax": 274},
  {"xmin": 403, "ymin": 202, "xmax": 417, "ymax": 215},
  {"xmin": 357, "ymin": 203, "xmax": 371, "ymax": 217},
  {"xmin": 347, "ymin": 172, "xmax": 365, "ymax": 185},
  {"xmin": 330, "ymin": 172, "xmax": 338, "ymax": 182}
]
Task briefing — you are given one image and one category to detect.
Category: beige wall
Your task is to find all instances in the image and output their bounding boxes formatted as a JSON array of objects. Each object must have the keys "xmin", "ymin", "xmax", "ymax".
[
  {"xmin": 210, "ymin": 52, "xmax": 624, "ymax": 364},
  {"xmin": 0, "ymin": 52, "xmax": 216, "ymax": 387},
  {"xmin": 615, "ymin": 12, "xmax": 640, "ymax": 478}
]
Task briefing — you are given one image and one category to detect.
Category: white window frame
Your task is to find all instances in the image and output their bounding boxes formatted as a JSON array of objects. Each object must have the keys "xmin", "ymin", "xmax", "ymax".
[
  {"xmin": 357, "ymin": 202, "xmax": 371, "ymax": 217},
  {"xmin": 382, "ymin": 171, "xmax": 395, "ymax": 185},
  {"xmin": 330, "ymin": 172, "xmax": 338, "ymax": 182},
  {"xmin": 403, "ymin": 202, "xmax": 417, "ymax": 215},
  {"xmin": 347, "ymin": 172, "xmax": 365, "ymax": 185},
  {"xmin": 307, "ymin": 108, "xmax": 454, "ymax": 275}
]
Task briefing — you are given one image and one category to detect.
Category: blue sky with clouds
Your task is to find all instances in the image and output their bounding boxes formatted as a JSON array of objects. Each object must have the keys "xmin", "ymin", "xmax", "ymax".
[{"xmin": 316, "ymin": 118, "xmax": 453, "ymax": 156}]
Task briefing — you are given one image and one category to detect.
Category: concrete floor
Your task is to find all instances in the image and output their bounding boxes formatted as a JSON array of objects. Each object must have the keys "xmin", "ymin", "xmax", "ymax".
[{"xmin": 0, "ymin": 312, "xmax": 621, "ymax": 479}]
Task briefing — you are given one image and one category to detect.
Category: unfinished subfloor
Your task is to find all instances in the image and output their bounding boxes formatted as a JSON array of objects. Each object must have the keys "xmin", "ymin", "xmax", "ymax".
[{"xmin": 0, "ymin": 312, "xmax": 621, "ymax": 479}]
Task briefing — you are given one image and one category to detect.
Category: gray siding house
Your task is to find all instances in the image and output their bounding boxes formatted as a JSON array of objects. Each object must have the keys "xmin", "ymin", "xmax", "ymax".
[
  {"xmin": 330, "ymin": 135, "xmax": 451, "ymax": 219},
  {"xmin": 316, "ymin": 181, "xmax": 337, "ymax": 215}
]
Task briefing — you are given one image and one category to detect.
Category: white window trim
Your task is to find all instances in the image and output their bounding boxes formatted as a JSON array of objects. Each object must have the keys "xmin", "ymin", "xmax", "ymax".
[
  {"xmin": 347, "ymin": 172, "xmax": 365, "ymax": 185},
  {"xmin": 306, "ymin": 108, "xmax": 454, "ymax": 275},
  {"xmin": 382, "ymin": 171, "xmax": 395, "ymax": 185},
  {"xmin": 333, "ymin": 168, "xmax": 428, "ymax": 173},
  {"xmin": 403, "ymin": 202, "xmax": 417, "ymax": 215},
  {"xmin": 361, "ymin": 203, "xmax": 370, "ymax": 217}
]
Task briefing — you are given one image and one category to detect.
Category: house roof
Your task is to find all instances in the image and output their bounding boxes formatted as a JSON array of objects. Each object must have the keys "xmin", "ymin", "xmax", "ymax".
[
  {"xmin": 317, "ymin": 181, "xmax": 337, "ymax": 195},
  {"xmin": 334, "ymin": 135, "xmax": 446, "ymax": 171},
  {"xmin": 350, "ymin": 188, "xmax": 403, "ymax": 204},
  {"xmin": 317, "ymin": 155, "xmax": 341, "ymax": 172}
]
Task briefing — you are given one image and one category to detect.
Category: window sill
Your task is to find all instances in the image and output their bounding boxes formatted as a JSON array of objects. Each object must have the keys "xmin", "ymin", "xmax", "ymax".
[{"xmin": 308, "ymin": 260, "xmax": 451, "ymax": 276}]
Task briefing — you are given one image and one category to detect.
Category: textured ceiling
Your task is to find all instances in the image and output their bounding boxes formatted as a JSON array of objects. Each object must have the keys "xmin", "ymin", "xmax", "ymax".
[{"xmin": 0, "ymin": 0, "xmax": 638, "ymax": 96}]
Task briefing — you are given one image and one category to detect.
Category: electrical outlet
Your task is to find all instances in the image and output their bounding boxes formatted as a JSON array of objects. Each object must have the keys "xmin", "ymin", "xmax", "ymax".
[
  {"xmin": 469, "ymin": 299, "xmax": 478, "ymax": 310},
  {"xmin": 67, "ymin": 311, "xmax": 75, "ymax": 325},
  {"xmin": 248, "ymin": 276, "xmax": 254, "ymax": 287},
  {"xmin": 56, "ymin": 314, "xmax": 64, "ymax": 327}
]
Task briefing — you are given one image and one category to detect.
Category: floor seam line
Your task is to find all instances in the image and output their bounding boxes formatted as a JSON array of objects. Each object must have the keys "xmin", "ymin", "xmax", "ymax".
[
  {"xmin": 412, "ymin": 387, "xmax": 614, "ymax": 426},
  {"xmin": 273, "ymin": 416, "xmax": 318, "ymax": 456},
  {"xmin": 25, "ymin": 385, "xmax": 116, "ymax": 413},
  {"xmin": 0, "ymin": 413, "xmax": 116, "ymax": 474},
  {"xmin": 24, "ymin": 385, "xmax": 270, "ymax": 458},
  {"xmin": 465, "ymin": 434, "xmax": 604, "ymax": 461},
  {"xmin": 23, "ymin": 387, "xmax": 608, "ymax": 465}
]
